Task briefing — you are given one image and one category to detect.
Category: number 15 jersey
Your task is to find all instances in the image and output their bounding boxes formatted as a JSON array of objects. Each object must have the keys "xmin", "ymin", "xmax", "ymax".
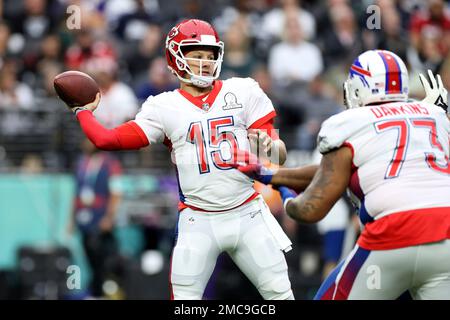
[{"xmin": 133, "ymin": 77, "xmax": 276, "ymax": 211}]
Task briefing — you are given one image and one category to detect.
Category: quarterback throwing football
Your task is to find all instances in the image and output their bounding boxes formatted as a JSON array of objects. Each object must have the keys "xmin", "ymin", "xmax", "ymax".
[{"xmin": 63, "ymin": 19, "xmax": 294, "ymax": 300}]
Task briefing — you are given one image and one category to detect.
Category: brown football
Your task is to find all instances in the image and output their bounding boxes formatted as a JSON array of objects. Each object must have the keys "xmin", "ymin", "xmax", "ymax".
[{"xmin": 53, "ymin": 71, "xmax": 99, "ymax": 107}]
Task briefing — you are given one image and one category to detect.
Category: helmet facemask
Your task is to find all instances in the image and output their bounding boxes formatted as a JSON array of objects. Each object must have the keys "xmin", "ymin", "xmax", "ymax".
[
  {"xmin": 343, "ymin": 79, "xmax": 362, "ymax": 109},
  {"xmin": 167, "ymin": 40, "xmax": 224, "ymax": 88}
]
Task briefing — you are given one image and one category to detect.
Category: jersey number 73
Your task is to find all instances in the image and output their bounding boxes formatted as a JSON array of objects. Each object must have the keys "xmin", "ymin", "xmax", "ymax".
[{"xmin": 375, "ymin": 118, "xmax": 450, "ymax": 178}]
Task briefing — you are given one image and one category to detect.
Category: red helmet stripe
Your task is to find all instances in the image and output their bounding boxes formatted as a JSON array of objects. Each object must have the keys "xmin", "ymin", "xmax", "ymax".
[{"xmin": 378, "ymin": 51, "xmax": 402, "ymax": 94}]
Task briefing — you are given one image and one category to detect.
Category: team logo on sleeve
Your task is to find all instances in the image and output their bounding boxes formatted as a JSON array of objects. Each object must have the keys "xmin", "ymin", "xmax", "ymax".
[{"xmin": 222, "ymin": 92, "xmax": 243, "ymax": 110}]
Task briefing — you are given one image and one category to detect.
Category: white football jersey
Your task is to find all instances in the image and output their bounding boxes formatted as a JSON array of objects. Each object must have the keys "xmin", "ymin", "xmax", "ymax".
[
  {"xmin": 318, "ymin": 101, "xmax": 450, "ymax": 223},
  {"xmin": 133, "ymin": 77, "xmax": 276, "ymax": 211}
]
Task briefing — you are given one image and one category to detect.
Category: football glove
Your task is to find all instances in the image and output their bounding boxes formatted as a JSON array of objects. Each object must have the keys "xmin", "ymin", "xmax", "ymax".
[
  {"xmin": 231, "ymin": 149, "xmax": 274, "ymax": 184},
  {"xmin": 419, "ymin": 69, "xmax": 448, "ymax": 113}
]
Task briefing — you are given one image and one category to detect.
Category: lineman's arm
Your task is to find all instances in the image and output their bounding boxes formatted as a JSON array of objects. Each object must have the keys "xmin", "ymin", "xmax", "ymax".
[
  {"xmin": 285, "ymin": 146, "xmax": 352, "ymax": 223},
  {"xmin": 270, "ymin": 165, "xmax": 318, "ymax": 192},
  {"xmin": 232, "ymin": 149, "xmax": 317, "ymax": 192},
  {"xmin": 232, "ymin": 149, "xmax": 317, "ymax": 191}
]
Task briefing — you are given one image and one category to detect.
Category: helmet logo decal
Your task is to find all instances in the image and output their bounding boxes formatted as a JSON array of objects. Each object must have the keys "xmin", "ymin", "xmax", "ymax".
[
  {"xmin": 167, "ymin": 26, "xmax": 179, "ymax": 41},
  {"xmin": 350, "ymin": 61, "xmax": 371, "ymax": 88}
]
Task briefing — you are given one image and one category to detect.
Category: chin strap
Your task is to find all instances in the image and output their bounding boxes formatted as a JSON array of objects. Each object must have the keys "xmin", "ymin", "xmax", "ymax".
[
  {"xmin": 190, "ymin": 75, "xmax": 214, "ymax": 88},
  {"xmin": 172, "ymin": 70, "xmax": 214, "ymax": 88}
]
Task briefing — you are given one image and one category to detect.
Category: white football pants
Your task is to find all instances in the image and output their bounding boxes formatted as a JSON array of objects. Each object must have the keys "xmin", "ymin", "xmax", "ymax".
[
  {"xmin": 170, "ymin": 196, "xmax": 294, "ymax": 300},
  {"xmin": 315, "ymin": 239, "xmax": 450, "ymax": 300}
]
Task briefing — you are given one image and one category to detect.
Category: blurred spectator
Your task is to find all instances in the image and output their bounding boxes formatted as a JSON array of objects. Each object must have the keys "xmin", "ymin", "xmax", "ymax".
[
  {"xmin": 250, "ymin": 63, "xmax": 292, "ymax": 130},
  {"xmin": 409, "ymin": 23, "xmax": 445, "ymax": 74},
  {"xmin": 267, "ymin": 10, "xmax": 324, "ymax": 130},
  {"xmin": 320, "ymin": 2, "xmax": 362, "ymax": 68},
  {"xmin": 314, "ymin": 0, "xmax": 343, "ymax": 38},
  {"xmin": 261, "ymin": 0, "xmax": 316, "ymax": 42},
  {"xmin": 6, "ymin": 0, "xmax": 60, "ymax": 42},
  {"xmin": 7, "ymin": 0, "xmax": 63, "ymax": 75},
  {"xmin": 375, "ymin": 3, "xmax": 409, "ymax": 63},
  {"xmin": 0, "ymin": 62, "xmax": 34, "ymax": 110},
  {"xmin": 124, "ymin": 23, "xmax": 164, "ymax": 81},
  {"xmin": 439, "ymin": 54, "xmax": 450, "ymax": 98},
  {"xmin": 68, "ymin": 137, "xmax": 123, "ymax": 298},
  {"xmin": 31, "ymin": 34, "xmax": 64, "ymax": 93},
  {"xmin": 135, "ymin": 57, "xmax": 177, "ymax": 103},
  {"xmin": 100, "ymin": 0, "xmax": 144, "ymax": 28},
  {"xmin": 268, "ymin": 12, "xmax": 323, "ymax": 86},
  {"xmin": 407, "ymin": 26, "xmax": 445, "ymax": 97},
  {"xmin": 65, "ymin": 28, "xmax": 116, "ymax": 71},
  {"xmin": 220, "ymin": 18, "xmax": 256, "ymax": 79},
  {"xmin": 19, "ymin": 153, "xmax": 44, "ymax": 174},
  {"xmin": 250, "ymin": 63, "xmax": 273, "ymax": 95},
  {"xmin": 114, "ymin": 0, "xmax": 159, "ymax": 42},
  {"xmin": 162, "ymin": 0, "xmax": 218, "ymax": 29},
  {"xmin": 61, "ymin": 0, "xmax": 108, "ymax": 35},
  {"xmin": 39, "ymin": 34, "xmax": 63, "ymax": 66},
  {"xmin": 0, "ymin": 21, "xmax": 14, "ymax": 68},
  {"xmin": 212, "ymin": 0, "xmax": 267, "ymax": 57},
  {"xmin": 380, "ymin": 0, "xmax": 413, "ymax": 32},
  {"xmin": 87, "ymin": 58, "xmax": 139, "ymax": 128},
  {"xmin": 409, "ymin": 0, "xmax": 450, "ymax": 57},
  {"xmin": 294, "ymin": 76, "xmax": 343, "ymax": 150},
  {"xmin": 35, "ymin": 60, "xmax": 63, "ymax": 100},
  {"xmin": 214, "ymin": 0, "xmax": 265, "ymax": 29}
]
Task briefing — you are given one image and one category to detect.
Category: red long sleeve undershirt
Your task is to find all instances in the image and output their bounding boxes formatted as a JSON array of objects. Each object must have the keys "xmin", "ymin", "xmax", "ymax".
[
  {"xmin": 76, "ymin": 110, "xmax": 278, "ymax": 151},
  {"xmin": 250, "ymin": 119, "xmax": 279, "ymax": 140},
  {"xmin": 76, "ymin": 110, "xmax": 149, "ymax": 150}
]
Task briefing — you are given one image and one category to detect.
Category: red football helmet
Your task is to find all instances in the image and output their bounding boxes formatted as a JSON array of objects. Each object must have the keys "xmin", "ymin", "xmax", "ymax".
[{"xmin": 165, "ymin": 19, "xmax": 224, "ymax": 88}]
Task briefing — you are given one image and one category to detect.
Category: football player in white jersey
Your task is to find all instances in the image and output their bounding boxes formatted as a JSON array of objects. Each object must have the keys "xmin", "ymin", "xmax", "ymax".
[
  {"xmin": 63, "ymin": 19, "xmax": 295, "ymax": 300},
  {"xmin": 233, "ymin": 50, "xmax": 450, "ymax": 299}
]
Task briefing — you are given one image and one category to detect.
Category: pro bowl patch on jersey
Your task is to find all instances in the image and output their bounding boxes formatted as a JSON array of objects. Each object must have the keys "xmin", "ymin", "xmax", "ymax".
[{"xmin": 222, "ymin": 92, "xmax": 243, "ymax": 110}]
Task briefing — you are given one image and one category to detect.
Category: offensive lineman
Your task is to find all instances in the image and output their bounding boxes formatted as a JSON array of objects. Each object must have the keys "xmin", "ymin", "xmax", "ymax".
[{"xmin": 233, "ymin": 50, "xmax": 450, "ymax": 299}]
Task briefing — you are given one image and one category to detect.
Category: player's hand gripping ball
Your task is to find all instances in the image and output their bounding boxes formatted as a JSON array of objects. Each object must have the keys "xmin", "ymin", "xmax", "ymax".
[{"xmin": 53, "ymin": 70, "xmax": 100, "ymax": 113}]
